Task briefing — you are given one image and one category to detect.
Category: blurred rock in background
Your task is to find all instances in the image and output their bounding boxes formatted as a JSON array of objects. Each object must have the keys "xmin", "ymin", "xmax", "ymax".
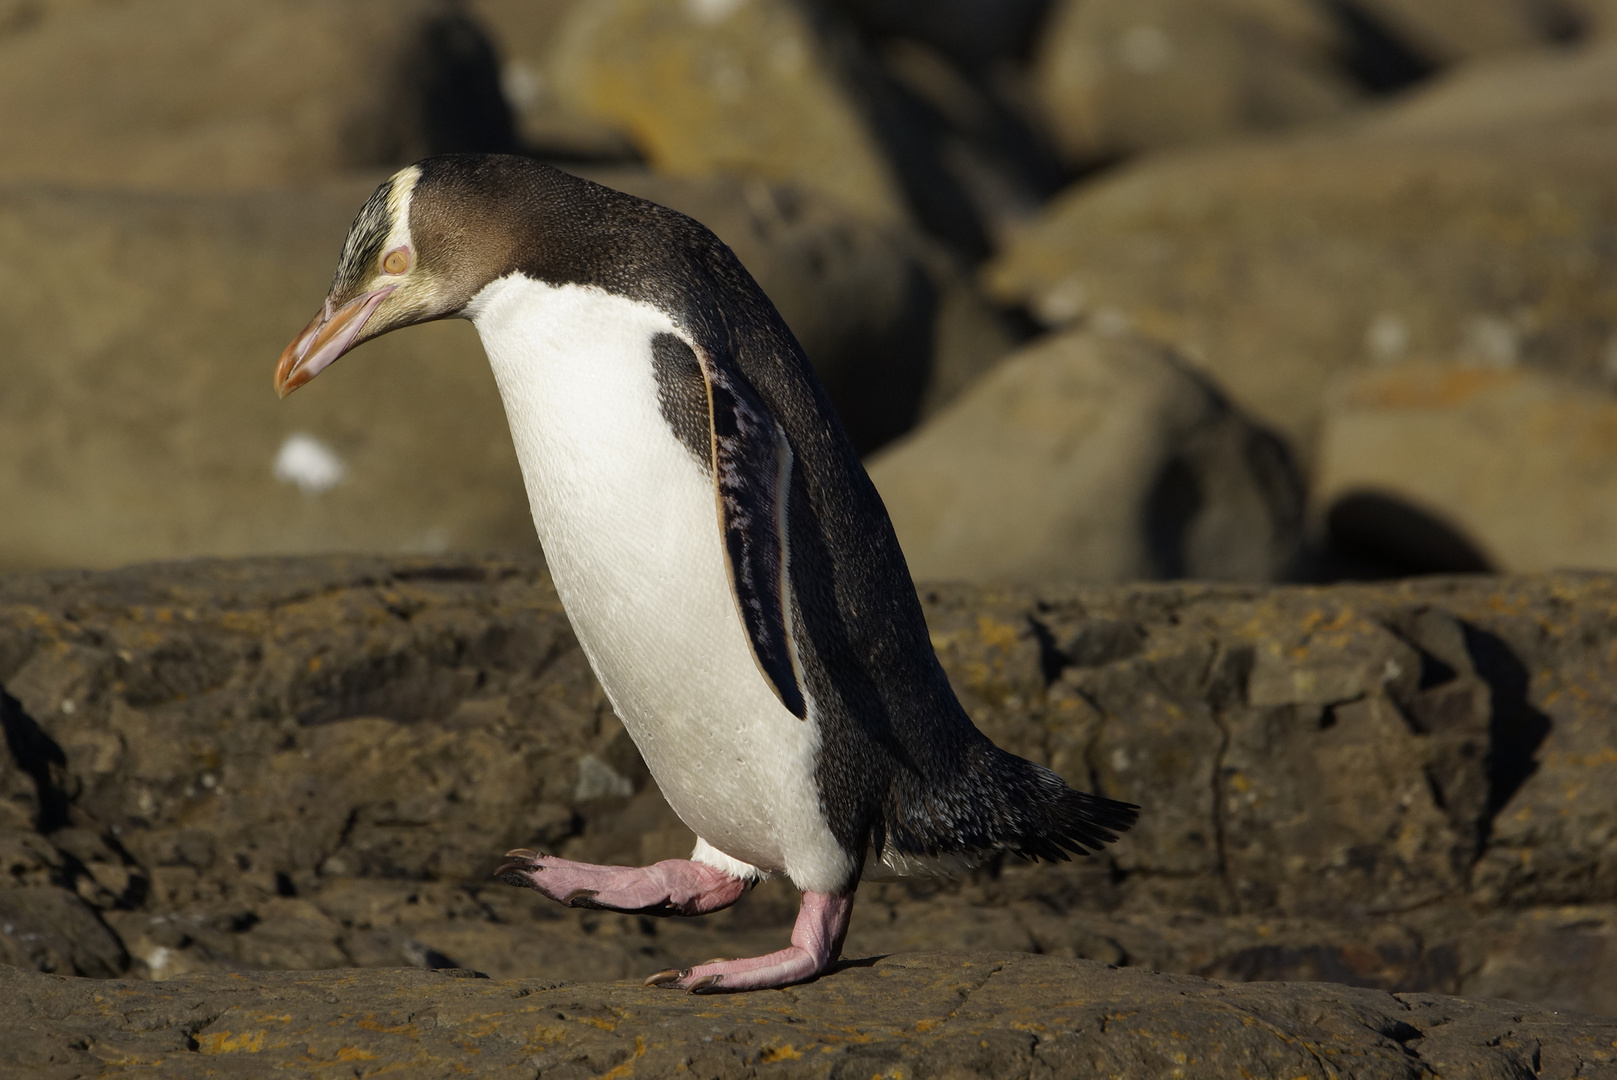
[
  {"xmin": 869, "ymin": 330, "xmax": 1303, "ymax": 583},
  {"xmin": 1345, "ymin": 0, "xmax": 1585, "ymax": 62},
  {"xmin": 467, "ymin": 0, "xmax": 642, "ymax": 162},
  {"xmin": 4, "ymin": 0, "xmax": 1617, "ymax": 578},
  {"xmin": 0, "ymin": 0, "xmax": 517, "ymax": 191},
  {"xmin": 543, "ymin": 0, "xmax": 910, "ymax": 224},
  {"xmin": 1316, "ymin": 365, "xmax": 1617, "ymax": 575},
  {"xmin": 987, "ymin": 37, "xmax": 1617, "ymax": 574},
  {"xmin": 1033, "ymin": 0, "xmax": 1360, "ymax": 165},
  {"xmin": 0, "ymin": 185, "xmax": 532, "ymax": 571}
]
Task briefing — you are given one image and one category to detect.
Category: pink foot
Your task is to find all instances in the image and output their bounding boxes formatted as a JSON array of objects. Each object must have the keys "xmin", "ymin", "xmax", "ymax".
[
  {"xmin": 643, "ymin": 890, "xmax": 852, "ymax": 993},
  {"xmin": 494, "ymin": 850, "xmax": 749, "ymax": 916}
]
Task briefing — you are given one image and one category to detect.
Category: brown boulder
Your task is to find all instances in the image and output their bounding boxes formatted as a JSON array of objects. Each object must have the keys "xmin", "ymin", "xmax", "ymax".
[
  {"xmin": 0, "ymin": 0, "xmax": 514, "ymax": 191},
  {"xmin": 867, "ymin": 329, "xmax": 1303, "ymax": 583},
  {"xmin": 985, "ymin": 40, "xmax": 1617, "ymax": 458},
  {"xmin": 1571, "ymin": 0, "xmax": 1617, "ymax": 35},
  {"xmin": 1353, "ymin": 0, "xmax": 1585, "ymax": 63},
  {"xmin": 545, "ymin": 0, "xmax": 908, "ymax": 223},
  {"xmin": 0, "ymin": 185, "xmax": 535, "ymax": 572},
  {"xmin": 823, "ymin": 0, "xmax": 1052, "ymax": 70},
  {"xmin": 1316, "ymin": 364, "xmax": 1617, "ymax": 572},
  {"xmin": 1032, "ymin": 0, "xmax": 1358, "ymax": 164},
  {"xmin": 465, "ymin": 0, "xmax": 641, "ymax": 161}
]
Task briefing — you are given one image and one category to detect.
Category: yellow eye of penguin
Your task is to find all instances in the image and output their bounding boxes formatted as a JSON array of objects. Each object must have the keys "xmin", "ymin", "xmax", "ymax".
[{"xmin": 382, "ymin": 248, "xmax": 409, "ymax": 275}]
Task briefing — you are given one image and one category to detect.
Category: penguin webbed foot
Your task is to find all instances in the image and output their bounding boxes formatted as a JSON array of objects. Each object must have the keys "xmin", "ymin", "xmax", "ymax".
[
  {"xmin": 644, "ymin": 890, "xmax": 853, "ymax": 993},
  {"xmin": 492, "ymin": 850, "xmax": 747, "ymax": 916}
]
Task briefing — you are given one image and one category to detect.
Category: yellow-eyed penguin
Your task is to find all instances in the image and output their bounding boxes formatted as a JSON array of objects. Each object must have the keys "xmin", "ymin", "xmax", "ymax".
[{"xmin": 275, "ymin": 155, "xmax": 1137, "ymax": 993}]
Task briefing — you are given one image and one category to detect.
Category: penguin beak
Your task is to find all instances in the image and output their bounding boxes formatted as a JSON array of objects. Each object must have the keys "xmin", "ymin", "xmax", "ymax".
[{"xmin": 274, "ymin": 285, "xmax": 397, "ymax": 398}]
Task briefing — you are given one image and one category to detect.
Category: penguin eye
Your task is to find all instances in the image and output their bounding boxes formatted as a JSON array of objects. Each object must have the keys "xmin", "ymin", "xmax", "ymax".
[{"xmin": 381, "ymin": 247, "xmax": 410, "ymax": 275}]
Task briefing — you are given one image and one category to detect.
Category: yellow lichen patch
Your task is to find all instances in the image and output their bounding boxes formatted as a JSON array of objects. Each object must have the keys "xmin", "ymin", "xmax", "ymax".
[
  {"xmin": 1299, "ymin": 608, "xmax": 1354, "ymax": 635},
  {"xmin": 518, "ymin": 1024, "xmax": 570, "ymax": 1053},
  {"xmin": 759, "ymin": 1043, "xmax": 804, "ymax": 1062},
  {"xmin": 196, "ymin": 1030, "xmax": 265, "ymax": 1054},
  {"xmin": 335, "ymin": 1046, "xmax": 378, "ymax": 1061},
  {"xmin": 307, "ymin": 656, "xmax": 322, "ymax": 672},
  {"xmin": 913, "ymin": 1018, "xmax": 941, "ymax": 1033},
  {"xmin": 976, "ymin": 615, "xmax": 1020, "ymax": 651},
  {"xmin": 580, "ymin": 1016, "xmax": 617, "ymax": 1032},
  {"xmin": 596, "ymin": 1035, "xmax": 646, "ymax": 1080}
]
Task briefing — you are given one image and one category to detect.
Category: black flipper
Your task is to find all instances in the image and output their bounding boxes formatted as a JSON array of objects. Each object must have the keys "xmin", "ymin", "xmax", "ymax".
[{"xmin": 692, "ymin": 338, "xmax": 807, "ymax": 719}]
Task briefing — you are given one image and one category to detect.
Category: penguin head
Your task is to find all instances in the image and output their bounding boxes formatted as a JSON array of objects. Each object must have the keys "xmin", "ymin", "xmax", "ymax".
[{"xmin": 275, "ymin": 158, "xmax": 522, "ymax": 397}]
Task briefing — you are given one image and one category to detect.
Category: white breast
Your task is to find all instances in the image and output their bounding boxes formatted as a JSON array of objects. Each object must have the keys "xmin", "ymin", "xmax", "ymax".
[{"xmin": 467, "ymin": 275, "xmax": 852, "ymax": 893}]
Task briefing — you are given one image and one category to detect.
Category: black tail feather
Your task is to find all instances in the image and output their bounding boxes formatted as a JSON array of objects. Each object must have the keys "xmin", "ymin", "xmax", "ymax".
[{"xmin": 880, "ymin": 741, "xmax": 1139, "ymax": 866}]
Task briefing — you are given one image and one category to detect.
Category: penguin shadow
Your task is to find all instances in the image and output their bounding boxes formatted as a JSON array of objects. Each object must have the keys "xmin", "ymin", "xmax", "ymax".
[{"xmin": 827, "ymin": 953, "xmax": 886, "ymax": 977}]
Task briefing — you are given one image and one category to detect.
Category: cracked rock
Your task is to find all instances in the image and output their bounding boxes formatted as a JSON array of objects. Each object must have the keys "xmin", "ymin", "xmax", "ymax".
[{"xmin": 0, "ymin": 556, "xmax": 1614, "ymax": 1020}]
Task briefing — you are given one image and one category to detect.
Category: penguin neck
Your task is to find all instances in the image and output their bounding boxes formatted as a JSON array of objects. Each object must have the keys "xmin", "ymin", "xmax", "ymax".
[{"xmin": 464, "ymin": 272, "xmax": 682, "ymax": 498}]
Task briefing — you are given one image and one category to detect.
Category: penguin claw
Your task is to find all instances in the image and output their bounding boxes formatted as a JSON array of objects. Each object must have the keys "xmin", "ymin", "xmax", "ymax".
[
  {"xmin": 643, "ymin": 968, "xmax": 688, "ymax": 988},
  {"xmin": 504, "ymin": 848, "xmax": 541, "ymax": 861},
  {"xmin": 563, "ymin": 888, "xmax": 602, "ymax": 908},
  {"xmin": 688, "ymin": 974, "xmax": 724, "ymax": 994},
  {"xmin": 492, "ymin": 862, "xmax": 535, "ymax": 888}
]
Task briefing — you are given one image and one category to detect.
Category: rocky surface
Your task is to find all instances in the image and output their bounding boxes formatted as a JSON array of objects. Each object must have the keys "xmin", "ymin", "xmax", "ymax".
[
  {"xmin": 868, "ymin": 329, "xmax": 1303, "ymax": 583},
  {"xmin": 1, "ymin": 556, "xmax": 1614, "ymax": 1019},
  {"xmin": 6, "ymin": 952, "xmax": 1616, "ymax": 1079}
]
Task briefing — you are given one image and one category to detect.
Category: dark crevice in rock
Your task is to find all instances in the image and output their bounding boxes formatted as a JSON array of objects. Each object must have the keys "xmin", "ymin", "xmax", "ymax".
[
  {"xmin": 1, "ymin": 689, "xmax": 70, "ymax": 833},
  {"xmin": 1208, "ymin": 707, "xmax": 1234, "ymax": 900},
  {"xmin": 1461, "ymin": 624, "xmax": 1553, "ymax": 830},
  {"xmin": 1203, "ymin": 643, "xmax": 1253, "ymax": 713},
  {"xmin": 1025, "ymin": 616, "xmax": 1064, "ymax": 687}
]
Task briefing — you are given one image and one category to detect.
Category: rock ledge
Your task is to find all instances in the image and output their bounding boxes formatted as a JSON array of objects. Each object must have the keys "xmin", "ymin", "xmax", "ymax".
[{"xmin": 6, "ymin": 951, "xmax": 1615, "ymax": 1079}]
